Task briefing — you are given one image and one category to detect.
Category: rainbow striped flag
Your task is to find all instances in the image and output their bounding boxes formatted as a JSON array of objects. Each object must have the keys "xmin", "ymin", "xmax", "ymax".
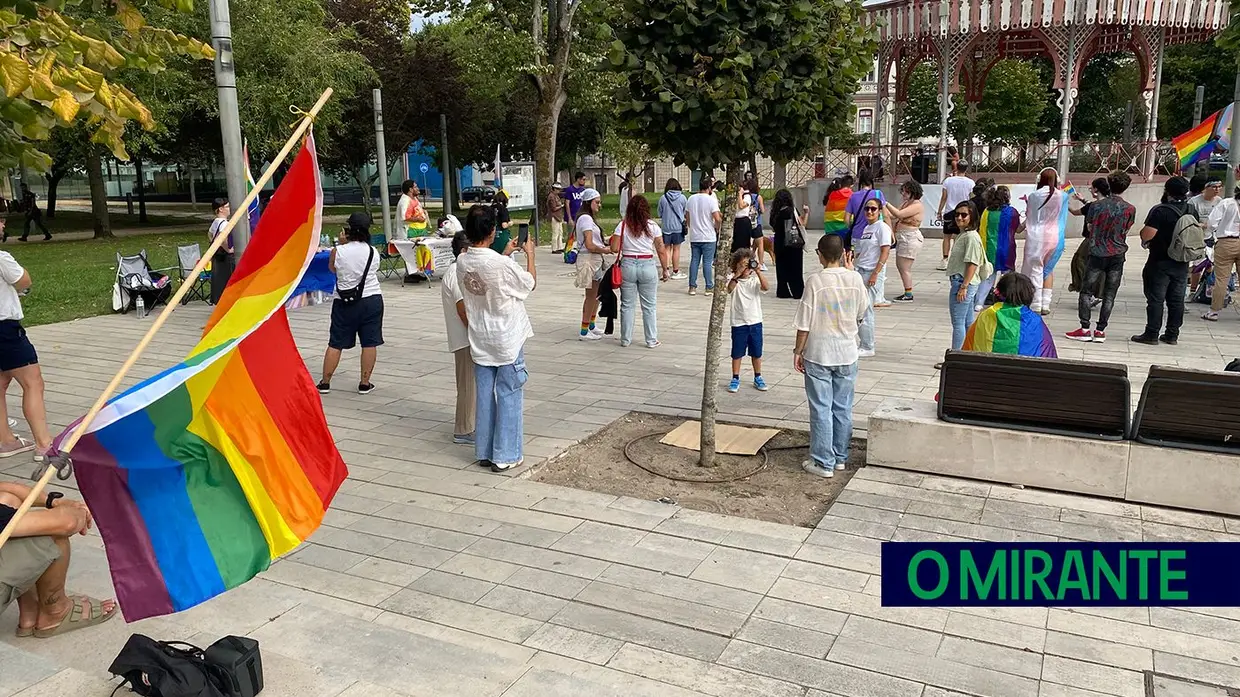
[
  {"xmin": 823, "ymin": 187, "xmax": 851, "ymax": 236},
  {"xmin": 979, "ymin": 206, "xmax": 1020, "ymax": 272},
  {"xmin": 243, "ymin": 140, "xmax": 261, "ymax": 231},
  {"xmin": 61, "ymin": 131, "xmax": 348, "ymax": 622},
  {"xmin": 1061, "ymin": 181, "xmax": 1076, "ymax": 197},
  {"xmin": 963, "ymin": 302, "xmax": 1058, "ymax": 358},
  {"xmin": 1173, "ymin": 110, "xmax": 1222, "ymax": 169}
]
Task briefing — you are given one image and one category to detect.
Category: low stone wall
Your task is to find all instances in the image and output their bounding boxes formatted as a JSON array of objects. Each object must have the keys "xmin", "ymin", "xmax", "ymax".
[{"xmin": 867, "ymin": 398, "xmax": 1240, "ymax": 517}]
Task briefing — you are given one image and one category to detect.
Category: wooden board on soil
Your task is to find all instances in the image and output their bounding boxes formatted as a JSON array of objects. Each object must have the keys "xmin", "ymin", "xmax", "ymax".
[{"xmin": 529, "ymin": 411, "xmax": 865, "ymax": 528}]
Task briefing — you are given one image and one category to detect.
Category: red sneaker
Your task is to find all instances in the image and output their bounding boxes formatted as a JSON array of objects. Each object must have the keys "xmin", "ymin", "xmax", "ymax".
[
  {"xmin": 1091, "ymin": 330, "xmax": 1106, "ymax": 343},
  {"xmin": 1065, "ymin": 327, "xmax": 1093, "ymax": 342}
]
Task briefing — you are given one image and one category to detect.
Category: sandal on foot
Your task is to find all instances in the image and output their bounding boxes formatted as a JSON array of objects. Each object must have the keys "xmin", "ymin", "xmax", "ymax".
[
  {"xmin": 15, "ymin": 625, "xmax": 34, "ymax": 638},
  {"xmin": 32, "ymin": 594, "xmax": 118, "ymax": 638}
]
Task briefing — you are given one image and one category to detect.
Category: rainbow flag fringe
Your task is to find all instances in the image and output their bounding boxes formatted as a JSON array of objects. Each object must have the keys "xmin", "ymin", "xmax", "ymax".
[
  {"xmin": 963, "ymin": 302, "xmax": 1058, "ymax": 358},
  {"xmin": 61, "ymin": 131, "xmax": 348, "ymax": 622}
]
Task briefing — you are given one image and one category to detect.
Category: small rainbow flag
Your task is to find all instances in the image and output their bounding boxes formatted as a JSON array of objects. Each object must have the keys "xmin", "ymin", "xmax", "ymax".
[
  {"xmin": 963, "ymin": 302, "xmax": 1058, "ymax": 358},
  {"xmin": 1173, "ymin": 110, "xmax": 1222, "ymax": 169},
  {"xmin": 62, "ymin": 131, "xmax": 348, "ymax": 622},
  {"xmin": 979, "ymin": 206, "xmax": 1020, "ymax": 273},
  {"xmin": 1061, "ymin": 181, "xmax": 1076, "ymax": 196}
]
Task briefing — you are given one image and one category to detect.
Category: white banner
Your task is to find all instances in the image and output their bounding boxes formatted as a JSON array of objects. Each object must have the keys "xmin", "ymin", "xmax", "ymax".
[{"xmin": 918, "ymin": 183, "xmax": 1040, "ymax": 230}]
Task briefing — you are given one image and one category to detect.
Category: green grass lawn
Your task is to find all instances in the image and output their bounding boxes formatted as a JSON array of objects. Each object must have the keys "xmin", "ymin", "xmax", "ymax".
[
  {"xmin": 13, "ymin": 231, "xmax": 207, "ymax": 327},
  {"xmin": 2, "ymin": 210, "xmax": 199, "ymax": 234}
]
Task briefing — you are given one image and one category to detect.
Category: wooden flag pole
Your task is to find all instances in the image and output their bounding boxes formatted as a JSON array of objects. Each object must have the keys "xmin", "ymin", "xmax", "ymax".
[{"xmin": 0, "ymin": 88, "xmax": 333, "ymax": 551}]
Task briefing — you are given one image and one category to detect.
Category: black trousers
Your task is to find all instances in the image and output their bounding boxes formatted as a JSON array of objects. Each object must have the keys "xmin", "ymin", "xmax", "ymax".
[
  {"xmin": 22, "ymin": 214, "xmax": 49, "ymax": 239},
  {"xmin": 1078, "ymin": 254, "xmax": 1124, "ymax": 331},
  {"xmin": 210, "ymin": 251, "xmax": 235, "ymax": 305},
  {"xmin": 773, "ymin": 241, "xmax": 804, "ymax": 299},
  {"xmin": 1141, "ymin": 258, "xmax": 1189, "ymax": 340}
]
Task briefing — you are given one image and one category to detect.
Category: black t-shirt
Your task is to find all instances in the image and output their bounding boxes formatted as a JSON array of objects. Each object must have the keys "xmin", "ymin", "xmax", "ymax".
[
  {"xmin": 1144, "ymin": 201, "xmax": 1195, "ymax": 263},
  {"xmin": 1080, "ymin": 201, "xmax": 1093, "ymax": 238},
  {"xmin": 494, "ymin": 205, "xmax": 511, "ymax": 229},
  {"xmin": 0, "ymin": 503, "xmax": 14, "ymax": 533},
  {"xmin": 771, "ymin": 206, "xmax": 793, "ymax": 246}
]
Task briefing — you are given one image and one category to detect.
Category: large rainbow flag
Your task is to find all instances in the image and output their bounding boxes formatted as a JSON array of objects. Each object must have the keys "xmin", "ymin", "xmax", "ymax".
[
  {"xmin": 978, "ymin": 205, "xmax": 1020, "ymax": 272},
  {"xmin": 62, "ymin": 131, "xmax": 348, "ymax": 622},
  {"xmin": 823, "ymin": 187, "xmax": 851, "ymax": 236},
  {"xmin": 963, "ymin": 302, "xmax": 1058, "ymax": 358},
  {"xmin": 1173, "ymin": 110, "xmax": 1222, "ymax": 169}
]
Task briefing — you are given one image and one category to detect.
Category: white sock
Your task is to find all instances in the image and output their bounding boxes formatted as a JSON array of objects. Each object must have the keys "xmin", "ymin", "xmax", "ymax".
[{"xmin": 1042, "ymin": 287, "xmax": 1052, "ymax": 307}]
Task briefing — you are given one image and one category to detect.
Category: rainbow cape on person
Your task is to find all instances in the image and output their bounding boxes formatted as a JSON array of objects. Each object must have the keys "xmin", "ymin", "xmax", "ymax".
[
  {"xmin": 824, "ymin": 187, "xmax": 850, "ymax": 236},
  {"xmin": 978, "ymin": 206, "xmax": 1020, "ymax": 273},
  {"xmin": 963, "ymin": 302, "xmax": 1058, "ymax": 358},
  {"xmin": 61, "ymin": 131, "xmax": 348, "ymax": 622}
]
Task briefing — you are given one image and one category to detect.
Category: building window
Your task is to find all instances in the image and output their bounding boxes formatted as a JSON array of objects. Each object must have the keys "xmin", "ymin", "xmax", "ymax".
[
  {"xmin": 864, "ymin": 63, "xmax": 877, "ymax": 83},
  {"xmin": 857, "ymin": 109, "xmax": 873, "ymax": 135}
]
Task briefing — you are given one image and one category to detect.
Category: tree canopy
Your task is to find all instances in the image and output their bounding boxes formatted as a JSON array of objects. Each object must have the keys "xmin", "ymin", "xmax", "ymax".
[{"xmin": 975, "ymin": 59, "xmax": 1047, "ymax": 145}]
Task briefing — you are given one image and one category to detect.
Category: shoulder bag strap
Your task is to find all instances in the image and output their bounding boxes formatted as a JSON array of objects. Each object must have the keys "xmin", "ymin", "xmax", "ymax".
[{"xmin": 360, "ymin": 246, "xmax": 374, "ymax": 284}]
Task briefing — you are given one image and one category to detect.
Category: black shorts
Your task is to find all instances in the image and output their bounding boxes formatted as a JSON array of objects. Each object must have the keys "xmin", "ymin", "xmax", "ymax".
[
  {"xmin": 0, "ymin": 321, "xmax": 38, "ymax": 372},
  {"xmin": 329, "ymin": 295, "xmax": 384, "ymax": 350},
  {"xmin": 942, "ymin": 217, "xmax": 960, "ymax": 236},
  {"xmin": 732, "ymin": 218, "xmax": 755, "ymax": 252}
]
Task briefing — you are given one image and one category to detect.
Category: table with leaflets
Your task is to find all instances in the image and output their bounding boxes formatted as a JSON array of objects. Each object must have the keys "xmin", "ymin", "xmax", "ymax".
[{"xmin": 390, "ymin": 237, "xmax": 454, "ymax": 279}]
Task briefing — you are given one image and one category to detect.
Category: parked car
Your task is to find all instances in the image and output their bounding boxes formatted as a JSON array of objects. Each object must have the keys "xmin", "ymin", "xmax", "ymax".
[{"xmin": 460, "ymin": 185, "xmax": 498, "ymax": 203}]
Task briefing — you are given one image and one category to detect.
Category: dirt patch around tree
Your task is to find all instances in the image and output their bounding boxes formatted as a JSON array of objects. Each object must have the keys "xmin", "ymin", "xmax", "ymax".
[{"xmin": 529, "ymin": 411, "xmax": 866, "ymax": 528}]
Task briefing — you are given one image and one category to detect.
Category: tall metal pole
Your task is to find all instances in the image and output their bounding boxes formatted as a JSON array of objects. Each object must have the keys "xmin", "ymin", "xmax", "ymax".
[
  {"xmin": 440, "ymin": 113, "xmax": 452, "ymax": 214},
  {"xmin": 1192, "ymin": 85, "xmax": 1206, "ymax": 177},
  {"xmin": 372, "ymin": 89, "xmax": 391, "ymax": 240},
  {"xmin": 208, "ymin": 0, "xmax": 250, "ymax": 254},
  {"xmin": 937, "ymin": 63, "xmax": 951, "ymax": 184},
  {"xmin": 1144, "ymin": 28, "xmax": 1166, "ymax": 180},
  {"xmin": 1227, "ymin": 65, "xmax": 1240, "ymax": 194}
]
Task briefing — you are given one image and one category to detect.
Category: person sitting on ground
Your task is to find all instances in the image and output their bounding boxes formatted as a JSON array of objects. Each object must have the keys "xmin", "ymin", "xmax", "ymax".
[
  {"xmin": 727, "ymin": 247, "xmax": 769, "ymax": 393},
  {"xmin": 1, "ymin": 481, "xmax": 117, "ymax": 637},
  {"xmin": 963, "ymin": 272, "xmax": 1058, "ymax": 358}
]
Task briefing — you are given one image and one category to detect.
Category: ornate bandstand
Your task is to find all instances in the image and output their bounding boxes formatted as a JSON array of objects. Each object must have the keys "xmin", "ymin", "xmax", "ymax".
[{"xmin": 863, "ymin": 0, "xmax": 1232, "ymax": 180}]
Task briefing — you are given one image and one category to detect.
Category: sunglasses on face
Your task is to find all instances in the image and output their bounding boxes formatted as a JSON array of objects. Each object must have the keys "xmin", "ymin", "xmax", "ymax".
[
  {"xmin": 954, "ymin": 212, "xmax": 970, "ymax": 219},
  {"xmin": 864, "ymin": 206, "xmax": 880, "ymax": 213}
]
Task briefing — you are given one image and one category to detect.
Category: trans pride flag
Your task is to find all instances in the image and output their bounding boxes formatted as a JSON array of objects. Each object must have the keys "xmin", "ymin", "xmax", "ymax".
[
  {"xmin": 62, "ymin": 132, "xmax": 348, "ymax": 622},
  {"xmin": 978, "ymin": 205, "xmax": 1020, "ymax": 272},
  {"xmin": 963, "ymin": 302, "xmax": 1058, "ymax": 358}
]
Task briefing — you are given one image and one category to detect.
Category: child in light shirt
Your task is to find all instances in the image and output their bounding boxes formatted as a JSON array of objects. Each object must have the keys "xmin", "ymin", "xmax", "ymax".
[{"xmin": 727, "ymin": 248, "xmax": 769, "ymax": 393}]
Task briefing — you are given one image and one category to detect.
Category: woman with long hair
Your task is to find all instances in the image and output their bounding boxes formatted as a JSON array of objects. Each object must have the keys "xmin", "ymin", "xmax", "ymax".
[
  {"xmin": 976, "ymin": 185, "xmax": 1021, "ymax": 310},
  {"xmin": 747, "ymin": 178, "xmax": 768, "ymax": 270},
  {"xmin": 1021, "ymin": 167, "xmax": 1069, "ymax": 314},
  {"xmin": 943, "ymin": 201, "xmax": 991, "ymax": 354},
  {"xmin": 884, "ymin": 180, "xmax": 925, "ymax": 302},
  {"xmin": 573, "ymin": 189, "xmax": 608, "ymax": 341},
  {"xmin": 823, "ymin": 174, "xmax": 854, "ymax": 242},
  {"xmin": 610, "ymin": 195, "xmax": 668, "ymax": 347},
  {"xmin": 770, "ymin": 188, "xmax": 809, "ymax": 299},
  {"xmin": 731, "ymin": 178, "xmax": 758, "ymax": 256},
  {"xmin": 207, "ymin": 197, "xmax": 234, "ymax": 305},
  {"xmin": 657, "ymin": 178, "xmax": 688, "ymax": 280}
]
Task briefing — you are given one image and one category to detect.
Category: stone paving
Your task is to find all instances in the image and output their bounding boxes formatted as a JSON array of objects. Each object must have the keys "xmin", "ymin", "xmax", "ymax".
[{"xmin": 2, "ymin": 236, "xmax": 1239, "ymax": 696}]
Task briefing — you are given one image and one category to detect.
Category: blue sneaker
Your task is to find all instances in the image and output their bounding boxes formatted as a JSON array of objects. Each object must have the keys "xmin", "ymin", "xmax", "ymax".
[
  {"xmin": 453, "ymin": 433, "xmax": 475, "ymax": 445},
  {"xmin": 727, "ymin": 377, "xmax": 741, "ymax": 393},
  {"xmin": 753, "ymin": 376, "xmax": 769, "ymax": 391}
]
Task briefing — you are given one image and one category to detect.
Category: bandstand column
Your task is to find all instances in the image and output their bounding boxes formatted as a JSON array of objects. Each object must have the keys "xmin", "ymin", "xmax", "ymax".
[
  {"xmin": 1143, "ymin": 27, "xmax": 1166, "ymax": 179},
  {"xmin": 935, "ymin": 37, "xmax": 965, "ymax": 184},
  {"xmin": 1056, "ymin": 25, "xmax": 1081, "ymax": 179}
]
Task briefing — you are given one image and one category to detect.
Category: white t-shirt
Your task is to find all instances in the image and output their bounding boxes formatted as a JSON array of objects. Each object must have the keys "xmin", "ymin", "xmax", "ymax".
[
  {"xmin": 576, "ymin": 214, "xmax": 604, "ymax": 253},
  {"xmin": 686, "ymin": 193, "xmax": 721, "ymax": 243},
  {"xmin": 853, "ymin": 221, "xmax": 893, "ymax": 270},
  {"xmin": 794, "ymin": 267, "xmax": 869, "ymax": 367},
  {"xmin": 396, "ymin": 194, "xmax": 413, "ymax": 225},
  {"xmin": 614, "ymin": 220, "xmax": 661, "ymax": 256},
  {"xmin": 456, "ymin": 246, "xmax": 535, "ymax": 366},
  {"xmin": 1190, "ymin": 194, "xmax": 1221, "ymax": 235},
  {"xmin": 333, "ymin": 241, "xmax": 381, "ymax": 299},
  {"xmin": 1210, "ymin": 197, "xmax": 1240, "ymax": 239},
  {"xmin": 943, "ymin": 176, "xmax": 976, "ymax": 210},
  {"xmin": 440, "ymin": 262, "xmax": 469, "ymax": 353},
  {"xmin": 0, "ymin": 252, "xmax": 26, "ymax": 322},
  {"xmin": 729, "ymin": 273, "xmax": 762, "ymax": 327}
]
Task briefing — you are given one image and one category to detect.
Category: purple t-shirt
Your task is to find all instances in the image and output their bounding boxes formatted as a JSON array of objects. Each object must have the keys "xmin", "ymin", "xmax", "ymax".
[
  {"xmin": 562, "ymin": 185, "xmax": 587, "ymax": 220},
  {"xmin": 845, "ymin": 189, "xmax": 887, "ymax": 239}
]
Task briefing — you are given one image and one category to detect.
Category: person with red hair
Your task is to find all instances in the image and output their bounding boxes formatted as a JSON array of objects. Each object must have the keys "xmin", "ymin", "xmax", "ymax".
[{"xmin": 610, "ymin": 196, "xmax": 668, "ymax": 348}]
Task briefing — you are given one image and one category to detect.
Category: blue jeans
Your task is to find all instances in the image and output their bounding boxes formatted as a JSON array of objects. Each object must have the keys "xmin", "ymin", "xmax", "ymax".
[
  {"xmin": 474, "ymin": 349, "xmax": 528, "ymax": 465},
  {"xmin": 621, "ymin": 257, "xmax": 659, "ymax": 345},
  {"xmin": 856, "ymin": 266, "xmax": 883, "ymax": 351},
  {"xmin": 804, "ymin": 361, "xmax": 857, "ymax": 470},
  {"xmin": 948, "ymin": 275, "xmax": 978, "ymax": 351},
  {"xmin": 689, "ymin": 241, "xmax": 716, "ymax": 290}
]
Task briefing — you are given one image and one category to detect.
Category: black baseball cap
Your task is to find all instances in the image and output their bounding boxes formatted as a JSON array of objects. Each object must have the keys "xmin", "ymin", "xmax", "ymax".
[{"xmin": 347, "ymin": 212, "xmax": 372, "ymax": 231}]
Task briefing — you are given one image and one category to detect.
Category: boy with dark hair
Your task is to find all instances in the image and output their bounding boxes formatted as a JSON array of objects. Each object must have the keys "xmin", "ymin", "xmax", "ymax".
[{"xmin": 1067, "ymin": 170, "xmax": 1135, "ymax": 343}]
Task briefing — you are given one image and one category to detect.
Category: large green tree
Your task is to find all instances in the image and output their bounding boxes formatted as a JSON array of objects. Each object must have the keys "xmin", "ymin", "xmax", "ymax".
[
  {"xmin": 611, "ymin": 0, "xmax": 874, "ymax": 466},
  {"xmin": 1073, "ymin": 53, "xmax": 1144, "ymax": 141},
  {"xmin": 975, "ymin": 59, "xmax": 1047, "ymax": 145}
]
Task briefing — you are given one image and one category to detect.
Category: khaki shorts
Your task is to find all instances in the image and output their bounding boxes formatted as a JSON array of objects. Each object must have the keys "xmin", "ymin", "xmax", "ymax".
[
  {"xmin": 0, "ymin": 536, "xmax": 59, "ymax": 609},
  {"xmin": 895, "ymin": 228, "xmax": 925, "ymax": 260},
  {"xmin": 575, "ymin": 253, "xmax": 605, "ymax": 289}
]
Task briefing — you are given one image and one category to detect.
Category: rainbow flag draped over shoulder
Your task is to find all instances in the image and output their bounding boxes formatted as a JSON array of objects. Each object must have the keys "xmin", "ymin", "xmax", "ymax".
[
  {"xmin": 1173, "ymin": 110, "xmax": 1222, "ymax": 169},
  {"xmin": 978, "ymin": 206, "xmax": 1020, "ymax": 272},
  {"xmin": 963, "ymin": 302, "xmax": 1058, "ymax": 358},
  {"xmin": 824, "ymin": 187, "xmax": 851, "ymax": 235},
  {"xmin": 62, "ymin": 131, "xmax": 348, "ymax": 622}
]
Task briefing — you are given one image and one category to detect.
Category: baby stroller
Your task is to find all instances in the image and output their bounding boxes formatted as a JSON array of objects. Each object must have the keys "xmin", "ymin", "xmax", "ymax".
[
  {"xmin": 112, "ymin": 250, "xmax": 173, "ymax": 314},
  {"xmin": 1189, "ymin": 243, "xmax": 1236, "ymax": 307}
]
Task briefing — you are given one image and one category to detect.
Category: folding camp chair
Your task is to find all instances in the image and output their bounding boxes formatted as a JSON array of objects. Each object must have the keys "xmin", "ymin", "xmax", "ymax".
[
  {"xmin": 112, "ymin": 250, "xmax": 174, "ymax": 314},
  {"xmin": 370, "ymin": 233, "xmax": 403, "ymax": 280},
  {"xmin": 177, "ymin": 244, "xmax": 211, "ymax": 305}
]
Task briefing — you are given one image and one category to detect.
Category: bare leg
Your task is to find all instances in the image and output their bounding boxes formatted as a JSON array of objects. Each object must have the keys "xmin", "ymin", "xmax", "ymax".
[
  {"xmin": 671, "ymin": 244, "xmax": 681, "ymax": 273},
  {"xmin": 580, "ymin": 286, "xmax": 598, "ymax": 326},
  {"xmin": 897, "ymin": 256, "xmax": 914, "ymax": 292},
  {"xmin": 0, "ymin": 493, "xmax": 40, "ymax": 632},
  {"xmin": 360, "ymin": 347, "xmax": 377, "ymax": 384},
  {"xmin": 1043, "ymin": 272, "xmax": 1054, "ymax": 290},
  {"xmin": 0, "ymin": 375, "xmax": 14, "ymax": 444},
  {"xmin": 320, "ymin": 347, "xmax": 342, "ymax": 385},
  {"xmin": 942, "ymin": 236, "xmax": 952, "ymax": 261},
  {"xmin": 8, "ymin": 366, "xmax": 50, "ymax": 450},
  {"xmin": 731, "ymin": 357, "xmax": 741, "ymax": 376},
  {"xmin": 752, "ymin": 356, "xmax": 763, "ymax": 375},
  {"xmin": 752, "ymin": 236, "xmax": 763, "ymax": 265}
]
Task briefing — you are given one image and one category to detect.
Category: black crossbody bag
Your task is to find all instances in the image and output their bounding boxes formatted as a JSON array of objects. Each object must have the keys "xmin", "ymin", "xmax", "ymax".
[{"xmin": 338, "ymin": 247, "xmax": 374, "ymax": 305}]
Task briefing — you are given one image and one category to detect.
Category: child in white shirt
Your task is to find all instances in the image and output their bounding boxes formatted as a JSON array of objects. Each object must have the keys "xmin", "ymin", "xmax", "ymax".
[{"xmin": 727, "ymin": 247, "xmax": 770, "ymax": 393}]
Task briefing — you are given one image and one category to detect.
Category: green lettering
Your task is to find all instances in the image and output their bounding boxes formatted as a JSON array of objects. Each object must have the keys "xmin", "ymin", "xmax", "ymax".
[
  {"xmin": 962, "ymin": 550, "xmax": 1006, "ymax": 600},
  {"xmin": 1130, "ymin": 550, "xmax": 1158, "ymax": 600},
  {"xmin": 908, "ymin": 551, "xmax": 949, "ymax": 600},
  {"xmin": 1159, "ymin": 550, "xmax": 1188, "ymax": 601},
  {"xmin": 1010, "ymin": 548, "xmax": 1020, "ymax": 599},
  {"xmin": 1092, "ymin": 550, "xmax": 1127, "ymax": 600},
  {"xmin": 1057, "ymin": 550, "xmax": 1091, "ymax": 601},
  {"xmin": 1023, "ymin": 550, "xmax": 1054, "ymax": 600}
]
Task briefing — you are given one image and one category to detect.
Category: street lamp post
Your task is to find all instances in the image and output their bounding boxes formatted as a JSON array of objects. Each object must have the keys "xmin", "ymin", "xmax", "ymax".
[{"xmin": 209, "ymin": 0, "xmax": 251, "ymax": 254}]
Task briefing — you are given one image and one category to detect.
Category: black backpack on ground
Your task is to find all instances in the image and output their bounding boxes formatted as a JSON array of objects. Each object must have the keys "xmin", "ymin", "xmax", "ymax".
[{"xmin": 109, "ymin": 634, "xmax": 262, "ymax": 697}]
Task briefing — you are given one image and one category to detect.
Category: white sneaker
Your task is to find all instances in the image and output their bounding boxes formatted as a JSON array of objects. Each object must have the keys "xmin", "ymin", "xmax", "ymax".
[
  {"xmin": 590, "ymin": 325, "xmax": 606, "ymax": 336},
  {"xmin": 579, "ymin": 332, "xmax": 603, "ymax": 341},
  {"xmin": 874, "ymin": 300, "xmax": 892, "ymax": 308},
  {"xmin": 759, "ymin": 263, "xmax": 769, "ymax": 272},
  {"xmin": 974, "ymin": 304, "xmax": 984, "ymax": 313},
  {"xmin": 936, "ymin": 259, "xmax": 948, "ymax": 271},
  {"xmin": 858, "ymin": 348, "xmax": 876, "ymax": 358},
  {"xmin": 671, "ymin": 271, "xmax": 686, "ymax": 280},
  {"xmin": 688, "ymin": 288, "xmax": 697, "ymax": 296},
  {"xmin": 802, "ymin": 460, "xmax": 834, "ymax": 478},
  {"xmin": 835, "ymin": 462, "xmax": 847, "ymax": 471}
]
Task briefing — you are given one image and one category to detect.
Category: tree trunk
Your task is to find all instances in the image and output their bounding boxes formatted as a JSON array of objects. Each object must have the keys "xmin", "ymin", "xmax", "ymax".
[
  {"xmin": 44, "ymin": 173, "xmax": 63, "ymax": 219},
  {"xmin": 354, "ymin": 167, "xmax": 375, "ymax": 218},
  {"xmin": 534, "ymin": 80, "xmax": 568, "ymax": 221},
  {"xmin": 698, "ymin": 162, "xmax": 742, "ymax": 467},
  {"xmin": 135, "ymin": 154, "xmax": 148, "ymax": 224},
  {"xmin": 86, "ymin": 149, "xmax": 112, "ymax": 238}
]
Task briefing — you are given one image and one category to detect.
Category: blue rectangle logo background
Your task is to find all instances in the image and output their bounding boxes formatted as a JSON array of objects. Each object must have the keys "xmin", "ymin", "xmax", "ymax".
[{"xmin": 880, "ymin": 542, "xmax": 1240, "ymax": 606}]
